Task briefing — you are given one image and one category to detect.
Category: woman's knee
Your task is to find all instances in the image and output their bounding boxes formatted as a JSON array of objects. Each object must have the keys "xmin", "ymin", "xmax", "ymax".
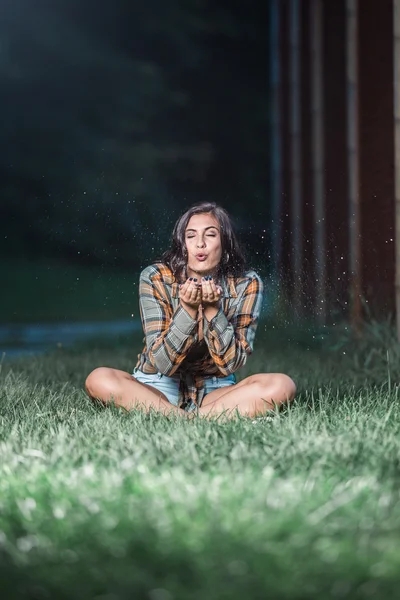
[
  {"xmin": 85, "ymin": 367, "xmax": 120, "ymax": 398},
  {"xmin": 265, "ymin": 373, "xmax": 296, "ymax": 402},
  {"xmin": 253, "ymin": 373, "xmax": 296, "ymax": 404},
  {"xmin": 278, "ymin": 373, "xmax": 296, "ymax": 402}
]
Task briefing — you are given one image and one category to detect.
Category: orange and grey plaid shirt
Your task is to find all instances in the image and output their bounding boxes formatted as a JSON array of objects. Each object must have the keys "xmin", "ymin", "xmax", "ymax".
[{"xmin": 135, "ymin": 262, "xmax": 264, "ymax": 411}]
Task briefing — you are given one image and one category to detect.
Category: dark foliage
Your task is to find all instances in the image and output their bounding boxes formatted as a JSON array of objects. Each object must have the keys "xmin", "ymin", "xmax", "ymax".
[{"xmin": 0, "ymin": 0, "xmax": 270, "ymax": 272}]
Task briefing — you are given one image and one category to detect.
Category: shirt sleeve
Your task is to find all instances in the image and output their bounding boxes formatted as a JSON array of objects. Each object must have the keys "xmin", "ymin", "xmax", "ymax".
[
  {"xmin": 138, "ymin": 266, "xmax": 198, "ymax": 376},
  {"xmin": 202, "ymin": 273, "xmax": 264, "ymax": 376}
]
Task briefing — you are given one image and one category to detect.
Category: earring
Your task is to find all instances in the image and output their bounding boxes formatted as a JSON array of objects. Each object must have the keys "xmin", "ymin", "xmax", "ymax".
[{"xmin": 225, "ymin": 251, "xmax": 230, "ymax": 262}]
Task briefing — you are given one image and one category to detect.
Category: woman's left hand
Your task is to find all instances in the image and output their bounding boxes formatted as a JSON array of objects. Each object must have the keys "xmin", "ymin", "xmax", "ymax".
[{"xmin": 201, "ymin": 277, "xmax": 223, "ymax": 306}]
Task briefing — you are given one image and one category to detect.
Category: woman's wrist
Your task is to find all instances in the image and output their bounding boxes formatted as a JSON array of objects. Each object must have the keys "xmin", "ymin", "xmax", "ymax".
[
  {"xmin": 203, "ymin": 304, "xmax": 220, "ymax": 321},
  {"xmin": 180, "ymin": 300, "xmax": 198, "ymax": 320}
]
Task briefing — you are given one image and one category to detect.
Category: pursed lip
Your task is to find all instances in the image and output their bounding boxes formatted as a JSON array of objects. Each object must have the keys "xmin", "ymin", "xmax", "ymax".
[{"xmin": 196, "ymin": 254, "xmax": 208, "ymax": 259}]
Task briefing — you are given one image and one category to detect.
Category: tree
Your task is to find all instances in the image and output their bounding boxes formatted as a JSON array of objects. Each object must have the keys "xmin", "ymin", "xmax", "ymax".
[{"xmin": 0, "ymin": 0, "xmax": 269, "ymax": 269}]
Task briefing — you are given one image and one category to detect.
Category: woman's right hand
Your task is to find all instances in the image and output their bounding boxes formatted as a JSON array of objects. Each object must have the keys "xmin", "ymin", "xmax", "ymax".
[{"xmin": 179, "ymin": 277, "xmax": 202, "ymax": 310}]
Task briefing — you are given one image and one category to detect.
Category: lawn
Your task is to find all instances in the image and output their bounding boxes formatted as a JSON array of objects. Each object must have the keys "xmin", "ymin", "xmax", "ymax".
[{"xmin": 1, "ymin": 321, "xmax": 400, "ymax": 599}]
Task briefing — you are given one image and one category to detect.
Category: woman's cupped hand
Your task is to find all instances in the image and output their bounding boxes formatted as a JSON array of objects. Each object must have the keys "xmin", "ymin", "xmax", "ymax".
[{"xmin": 179, "ymin": 277, "xmax": 222, "ymax": 309}]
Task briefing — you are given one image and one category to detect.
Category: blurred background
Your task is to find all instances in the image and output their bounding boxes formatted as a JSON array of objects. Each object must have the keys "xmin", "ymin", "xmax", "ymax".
[
  {"xmin": 2, "ymin": 0, "xmax": 400, "ymax": 358},
  {"xmin": 0, "ymin": 0, "xmax": 269, "ymax": 333}
]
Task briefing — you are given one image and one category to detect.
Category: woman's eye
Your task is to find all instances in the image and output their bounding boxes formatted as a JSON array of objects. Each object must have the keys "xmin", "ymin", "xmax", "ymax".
[{"xmin": 186, "ymin": 234, "xmax": 216, "ymax": 238}]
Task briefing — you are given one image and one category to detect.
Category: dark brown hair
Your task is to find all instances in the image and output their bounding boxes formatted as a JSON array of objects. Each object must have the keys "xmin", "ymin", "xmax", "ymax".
[{"xmin": 159, "ymin": 202, "xmax": 247, "ymax": 281}]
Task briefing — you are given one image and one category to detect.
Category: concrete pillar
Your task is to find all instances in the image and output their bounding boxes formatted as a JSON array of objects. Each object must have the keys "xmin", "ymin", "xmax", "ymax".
[
  {"xmin": 358, "ymin": 0, "xmax": 395, "ymax": 318},
  {"xmin": 323, "ymin": 0, "xmax": 349, "ymax": 321},
  {"xmin": 394, "ymin": 0, "xmax": 400, "ymax": 338},
  {"xmin": 289, "ymin": 0, "xmax": 303, "ymax": 316},
  {"xmin": 346, "ymin": 0, "xmax": 362, "ymax": 332}
]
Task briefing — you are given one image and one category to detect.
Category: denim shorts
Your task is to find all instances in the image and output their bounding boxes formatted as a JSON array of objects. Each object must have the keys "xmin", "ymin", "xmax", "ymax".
[{"xmin": 132, "ymin": 367, "xmax": 236, "ymax": 411}]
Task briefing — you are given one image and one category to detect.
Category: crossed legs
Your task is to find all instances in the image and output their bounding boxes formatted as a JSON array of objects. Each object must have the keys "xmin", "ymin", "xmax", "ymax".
[{"xmin": 85, "ymin": 368, "xmax": 296, "ymax": 421}]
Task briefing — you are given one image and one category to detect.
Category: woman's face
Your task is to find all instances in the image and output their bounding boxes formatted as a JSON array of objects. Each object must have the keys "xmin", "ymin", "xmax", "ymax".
[{"xmin": 184, "ymin": 212, "xmax": 223, "ymax": 277}]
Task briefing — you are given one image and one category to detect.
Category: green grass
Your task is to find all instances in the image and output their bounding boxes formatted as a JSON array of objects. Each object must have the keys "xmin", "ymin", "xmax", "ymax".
[
  {"xmin": 2, "ymin": 259, "xmax": 140, "ymax": 323},
  {"xmin": 1, "ymin": 321, "xmax": 400, "ymax": 598}
]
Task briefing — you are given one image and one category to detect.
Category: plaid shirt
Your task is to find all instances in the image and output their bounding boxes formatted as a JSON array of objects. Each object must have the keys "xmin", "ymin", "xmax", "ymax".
[{"xmin": 135, "ymin": 262, "xmax": 263, "ymax": 411}]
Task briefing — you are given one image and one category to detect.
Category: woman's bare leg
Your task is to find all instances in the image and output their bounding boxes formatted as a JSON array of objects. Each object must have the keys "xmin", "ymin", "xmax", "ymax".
[
  {"xmin": 85, "ymin": 369, "xmax": 296, "ymax": 422},
  {"xmin": 198, "ymin": 373, "xmax": 296, "ymax": 420},
  {"xmin": 85, "ymin": 367, "xmax": 191, "ymax": 418}
]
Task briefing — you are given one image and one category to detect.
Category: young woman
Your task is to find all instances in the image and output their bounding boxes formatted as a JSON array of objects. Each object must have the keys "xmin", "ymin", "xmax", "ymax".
[{"xmin": 85, "ymin": 202, "xmax": 296, "ymax": 420}]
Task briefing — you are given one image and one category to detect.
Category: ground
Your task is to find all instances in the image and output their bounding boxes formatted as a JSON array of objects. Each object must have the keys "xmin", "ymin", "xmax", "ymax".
[{"xmin": 1, "ymin": 321, "xmax": 400, "ymax": 599}]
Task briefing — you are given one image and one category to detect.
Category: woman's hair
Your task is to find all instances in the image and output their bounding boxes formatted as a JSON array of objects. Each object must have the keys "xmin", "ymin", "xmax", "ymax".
[{"xmin": 159, "ymin": 202, "xmax": 247, "ymax": 281}]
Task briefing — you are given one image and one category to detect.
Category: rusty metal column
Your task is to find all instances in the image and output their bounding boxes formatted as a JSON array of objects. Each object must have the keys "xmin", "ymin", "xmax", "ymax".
[
  {"xmin": 346, "ymin": 0, "xmax": 362, "ymax": 333},
  {"xmin": 395, "ymin": 0, "xmax": 400, "ymax": 340},
  {"xmin": 310, "ymin": 0, "xmax": 326, "ymax": 324},
  {"xmin": 269, "ymin": 0, "xmax": 283, "ymax": 291},
  {"xmin": 289, "ymin": 0, "xmax": 303, "ymax": 316}
]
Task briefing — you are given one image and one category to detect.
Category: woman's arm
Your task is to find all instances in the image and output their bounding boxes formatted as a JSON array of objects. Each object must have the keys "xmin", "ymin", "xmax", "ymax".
[
  {"xmin": 139, "ymin": 266, "xmax": 198, "ymax": 376},
  {"xmin": 202, "ymin": 274, "xmax": 264, "ymax": 376}
]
